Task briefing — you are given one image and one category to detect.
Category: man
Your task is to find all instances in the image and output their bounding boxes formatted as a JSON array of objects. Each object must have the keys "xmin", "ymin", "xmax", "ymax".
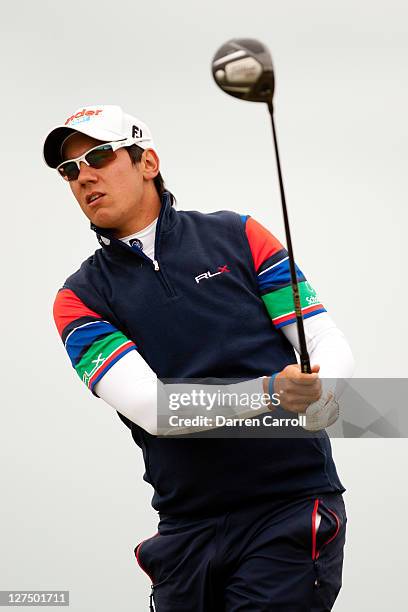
[{"xmin": 44, "ymin": 105, "xmax": 354, "ymax": 611}]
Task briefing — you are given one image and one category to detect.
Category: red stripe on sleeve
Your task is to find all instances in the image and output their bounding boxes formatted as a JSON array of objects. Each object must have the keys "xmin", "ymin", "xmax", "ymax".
[
  {"xmin": 245, "ymin": 217, "xmax": 284, "ymax": 272},
  {"xmin": 53, "ymin": 288, "xmax": 102, "ymax": 337},
  {"xmin": 88, "ymin": 340, "xmax": 135, "ymax": 389}
]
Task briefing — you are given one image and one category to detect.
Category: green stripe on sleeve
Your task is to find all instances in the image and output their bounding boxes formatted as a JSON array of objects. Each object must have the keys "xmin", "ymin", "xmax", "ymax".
[
  {"xmin": 74, "ymin": 331, "xmax": 129, "ymax": 386},
  {"xmin": 261, "ymin": 280, "xmax": 319, "ymax": 320}
]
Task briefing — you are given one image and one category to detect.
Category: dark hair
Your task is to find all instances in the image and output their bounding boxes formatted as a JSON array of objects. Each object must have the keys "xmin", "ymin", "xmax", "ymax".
[{"xmin": 126, "ymin": 145, "xmax": 176, "ymax": 205}]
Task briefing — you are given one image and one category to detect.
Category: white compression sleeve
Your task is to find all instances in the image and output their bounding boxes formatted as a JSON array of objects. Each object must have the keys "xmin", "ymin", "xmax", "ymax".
[
  {"xmin": 94, "ymin": 313, "xmax": 353, "ymax": 434},
  {"xmin": 94, "ymin": 350, "xmax": 268, "ymax": 436},
  {"xmin": 280, "ymin": 312, "xmax": 355, "ymax": 398},
  {"xmin": 95, "ymin": 350, "xmax": 159, "ymax": 434},
  {"xmin": 281, "ymin": 312, "xmax": 355, "ymax": 430}
]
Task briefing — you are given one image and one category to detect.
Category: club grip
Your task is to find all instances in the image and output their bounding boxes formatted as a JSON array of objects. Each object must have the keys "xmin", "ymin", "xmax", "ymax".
[{"xmin": 300, "ymin": 356, "xmax": 311, "ymax": 374}]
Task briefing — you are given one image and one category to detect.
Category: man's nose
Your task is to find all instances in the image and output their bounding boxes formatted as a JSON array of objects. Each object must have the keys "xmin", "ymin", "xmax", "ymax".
[{"xmin": 77, "ymin": 161, "xmax": 98, "ymax": 183}]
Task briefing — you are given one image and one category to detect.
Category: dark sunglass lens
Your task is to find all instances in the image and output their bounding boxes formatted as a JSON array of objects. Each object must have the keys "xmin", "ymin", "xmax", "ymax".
[
  {"xmin": 86, "ymin": 145, "xmax": 116, "ymax": 168},
  {"xmin": 58, "ymin": 162, "xmax": 79, "ymax": 181}
]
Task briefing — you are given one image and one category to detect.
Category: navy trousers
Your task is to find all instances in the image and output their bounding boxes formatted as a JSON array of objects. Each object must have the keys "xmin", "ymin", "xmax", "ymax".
[{"xmin": 135, "ymin": 493, "xmax": 347, "ymax": 611}]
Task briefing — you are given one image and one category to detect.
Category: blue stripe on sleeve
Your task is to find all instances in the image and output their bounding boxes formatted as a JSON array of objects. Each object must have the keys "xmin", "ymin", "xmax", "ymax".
[
  {"xmin": 65, "ymin": 320, "xmax": 118, "ymax": 366},
  {"xmin": 258, "ymin": 259, "xmax": 306, "ymax": 293}
]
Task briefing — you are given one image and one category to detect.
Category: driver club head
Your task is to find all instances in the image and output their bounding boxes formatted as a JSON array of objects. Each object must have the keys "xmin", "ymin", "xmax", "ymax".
[{"xmin": 212, "ymin": 38, "xmax": 275, "ymax": 104}]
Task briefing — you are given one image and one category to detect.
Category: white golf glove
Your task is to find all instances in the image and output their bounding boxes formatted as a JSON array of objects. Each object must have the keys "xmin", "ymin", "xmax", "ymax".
[{"xmin": 303, "ymin": 391, "xmax": 340, "ymax": 432}]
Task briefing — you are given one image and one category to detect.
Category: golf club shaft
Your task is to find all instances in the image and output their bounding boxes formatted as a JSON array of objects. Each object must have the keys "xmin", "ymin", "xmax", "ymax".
[{"xmin": 267, "ymin": 102, "xmax": 311, "ymax": 374}]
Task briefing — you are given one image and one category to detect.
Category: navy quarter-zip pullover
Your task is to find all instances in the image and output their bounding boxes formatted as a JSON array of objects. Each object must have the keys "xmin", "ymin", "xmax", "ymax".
[{"xmin": 53, "ymin": 192, "xmax": 344, "ymax": 516}]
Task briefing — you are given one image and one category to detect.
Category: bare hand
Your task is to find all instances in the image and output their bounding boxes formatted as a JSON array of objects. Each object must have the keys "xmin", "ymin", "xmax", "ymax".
[{"xmin": 274, "ymin": 364, "xmax": 322, "ymax": 414}]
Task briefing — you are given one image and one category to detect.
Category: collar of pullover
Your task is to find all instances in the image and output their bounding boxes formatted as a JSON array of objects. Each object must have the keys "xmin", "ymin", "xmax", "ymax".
[{"xmin": 90, "ymin": 191, "xmax": 178, "ymax": 252}]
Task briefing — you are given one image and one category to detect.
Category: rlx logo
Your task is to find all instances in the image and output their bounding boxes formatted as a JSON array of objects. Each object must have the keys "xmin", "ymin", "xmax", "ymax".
[{"xmin": 195, "ymin": 265, "xmax": 230, "ymax": 284}]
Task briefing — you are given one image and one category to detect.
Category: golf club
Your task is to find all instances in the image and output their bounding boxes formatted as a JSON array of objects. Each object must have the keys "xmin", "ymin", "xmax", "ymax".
[{"xmin": 211, "ymin": 38, "xmax": 311, "ymax": 374}]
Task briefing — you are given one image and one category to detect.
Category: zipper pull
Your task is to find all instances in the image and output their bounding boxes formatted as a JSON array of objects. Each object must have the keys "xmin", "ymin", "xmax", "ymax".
[
  {"xmin": 149, "ymin": 585, "xmax": 155, "ymax": 611},
  {"xmin": 153, "ymin": 260, "xmax": 160, "ymax": 271}
]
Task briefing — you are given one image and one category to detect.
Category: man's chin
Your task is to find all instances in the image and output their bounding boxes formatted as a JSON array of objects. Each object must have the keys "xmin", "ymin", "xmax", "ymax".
[{"xmin": 89, "ymin": 209, "xmax": 118, "ymax": 229}]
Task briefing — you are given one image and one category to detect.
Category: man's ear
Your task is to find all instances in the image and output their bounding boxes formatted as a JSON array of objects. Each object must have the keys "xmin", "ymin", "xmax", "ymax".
[{"xmin": 142, "ymin": 149, "xmax": 160, "ymax": 179}]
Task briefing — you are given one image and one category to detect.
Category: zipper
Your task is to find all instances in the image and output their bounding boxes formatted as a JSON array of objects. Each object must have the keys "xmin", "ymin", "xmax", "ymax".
[
  {"xmin": 311, "ymin": 499, "xmax": 319, "ymax": 561},
  {"xmin": 127, "ymin": 248, "xmax": 175, "ymax": 297},
  {"xmin": 311, "ymin": 499, "xmax": 321, "ymax": 588},
  {"xmin": 95, "ymin": 195, "xmax": 176, "ymax": 297},
  {"xmin": 151, "ymin": 197, "xmax": 176, "ymax": 296},
  {"xmin": 149, "ymin": 585, "xmax": 155, "ymax": 611}
]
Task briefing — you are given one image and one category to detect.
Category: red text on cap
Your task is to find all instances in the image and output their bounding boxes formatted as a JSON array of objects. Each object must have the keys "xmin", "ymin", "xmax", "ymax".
[{"xmin": 65, "ymin": 109, "xmax": 103, "ymax": 126}]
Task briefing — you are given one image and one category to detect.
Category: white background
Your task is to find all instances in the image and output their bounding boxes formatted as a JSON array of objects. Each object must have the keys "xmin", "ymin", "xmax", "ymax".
[{"xmin": 0, "ymin": 0, "xmax": 407, "ymax": 609}]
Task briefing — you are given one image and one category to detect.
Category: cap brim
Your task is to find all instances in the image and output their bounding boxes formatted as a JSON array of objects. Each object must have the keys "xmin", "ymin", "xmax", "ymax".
[{"xmin": 43, "ymin": 124, "xmax": 127, "ymax": 168}]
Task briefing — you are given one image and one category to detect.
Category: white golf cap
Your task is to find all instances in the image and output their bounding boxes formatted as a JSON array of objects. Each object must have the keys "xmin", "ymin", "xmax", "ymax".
[{"xmin": 43, "ymin": 104, "xmax": 156, "ymax": 168}]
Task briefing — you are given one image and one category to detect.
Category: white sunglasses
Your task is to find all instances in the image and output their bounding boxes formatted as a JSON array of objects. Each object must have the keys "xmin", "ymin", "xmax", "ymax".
[{"xmin": 56, "ymin": 137, "xmax": 137, "ymax": 181}]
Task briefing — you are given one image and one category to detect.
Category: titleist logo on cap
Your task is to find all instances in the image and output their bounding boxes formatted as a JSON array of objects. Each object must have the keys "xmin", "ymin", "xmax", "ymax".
[{"xmin": 65, "ymin": 109, "xmax": 103, "ymax": 126}]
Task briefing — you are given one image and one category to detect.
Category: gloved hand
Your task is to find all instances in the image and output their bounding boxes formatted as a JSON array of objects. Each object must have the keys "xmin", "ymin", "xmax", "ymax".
[{"xmin": 302, "ymin": 391, "xmax": 339, "ymax": 431}]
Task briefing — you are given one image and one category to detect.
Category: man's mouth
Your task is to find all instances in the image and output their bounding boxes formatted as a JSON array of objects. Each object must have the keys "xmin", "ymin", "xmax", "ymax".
[{"xmin": 86, "ymin": 192, "xmax": 105, "ymax": 206}]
